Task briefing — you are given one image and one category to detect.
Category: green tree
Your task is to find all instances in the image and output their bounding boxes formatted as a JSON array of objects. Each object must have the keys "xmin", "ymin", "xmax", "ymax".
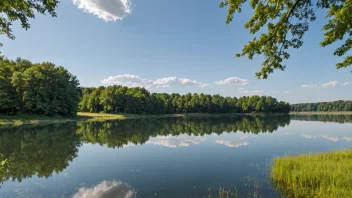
[
  {"xmin": 0, "ymin": 0, "xmax": 59, "ymax": 50},
  {"xmin": 220, "ymin": 0, "xmax": 351, "ymax": 78},
  {"xmin": 1, "ymin": 57, "xmax": 80, "ymax": 117}
]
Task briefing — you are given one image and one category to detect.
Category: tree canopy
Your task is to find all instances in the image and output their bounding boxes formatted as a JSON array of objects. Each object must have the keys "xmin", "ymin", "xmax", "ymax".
[
  {"xmin": 79, "ymin": 86, "xmax": 291, "ymax": 114},
  {"xmin": 0, "ymin": 57, "xmax": 80, "ymax": 116},
  {"xmin": 291, "ymin": 100, "xmax": 352, "ymax": 112},
  {"xmin": 0, "ymin": 0, "xmax": 58, "ymax": 49},
  {"xmin": 220, "ymin": 0, "xmax": 352, "ymax": 78}
]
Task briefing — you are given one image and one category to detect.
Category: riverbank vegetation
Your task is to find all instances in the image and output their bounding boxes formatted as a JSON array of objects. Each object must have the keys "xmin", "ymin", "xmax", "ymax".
[
  {"xmin": 291, "ymin": 101, "xmax": 352, "ymax": 112},
  {"xmin": 271, "ymin": 149, "xmax": 352, "ymax": 198},
  {"xmin": 79, "ymin": 86, "xmax": 290, "ymax": 114},
  {"xmin": 0, "ymin": 57, "xmax": 80, "ymax": 117}
]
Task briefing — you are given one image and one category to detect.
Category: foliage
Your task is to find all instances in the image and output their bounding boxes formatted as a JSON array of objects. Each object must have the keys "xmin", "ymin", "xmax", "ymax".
[
  {"xmin": 220, "ymin": 0, "xmax": 352, "ymax": 78},
  {"xmin": 79, "ymin": 86, "xmax": 291, "ymax": 114},
  {"xmin": 0, "ymin": 0, "xmax": 59, "ymax": 50},
  {"xmin": 291, "ymin": 100, "xmax": 352, "ymax": 112},
  {"xmin": 271, "ymin": 149, "xmax": 352, "ymax": 198},
  {"xmin": 0, "ymin": 57, "xmax": 81, "ymax": 117}
]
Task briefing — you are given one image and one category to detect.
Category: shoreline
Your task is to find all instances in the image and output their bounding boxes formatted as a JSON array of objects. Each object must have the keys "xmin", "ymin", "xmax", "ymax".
[
  {"xmin": 0, "ymin": 112, "xmax": 284, "ymax": 127},
  {"xmin": 289, "ymin": 111, "xmax": 352, "ymax": 115},
  {"xmin": 1, "ymin": 111, "xmax": 351, "ymax": 128}
]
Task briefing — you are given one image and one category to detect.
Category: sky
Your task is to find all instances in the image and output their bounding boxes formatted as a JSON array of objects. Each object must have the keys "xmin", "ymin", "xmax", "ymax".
[{"xmin": 1, "ymin": 0, "xmax": 351, "ymax": 104}]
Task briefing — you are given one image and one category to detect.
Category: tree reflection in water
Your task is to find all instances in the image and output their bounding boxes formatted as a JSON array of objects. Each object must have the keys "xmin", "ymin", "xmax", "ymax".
[{"xmin": 0, "ymin": 115, "xmax": 292, "ymax": 186}]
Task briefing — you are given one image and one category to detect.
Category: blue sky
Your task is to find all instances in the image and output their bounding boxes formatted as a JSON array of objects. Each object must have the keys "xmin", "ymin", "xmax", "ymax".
[{"xmin": 1, "ymin": 0, "xmax": 351, "ymax": 104}]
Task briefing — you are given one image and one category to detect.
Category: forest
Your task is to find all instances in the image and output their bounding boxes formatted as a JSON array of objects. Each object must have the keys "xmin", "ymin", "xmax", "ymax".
[
  {"xmin": 0, "ymin": 57, "xmax": 80, "ymax": 117},
  {"xmin": 79, "ymin": 86, "xmax": 291, "ymax": 114},
  {"xmin": 291, "ymin": 101, "xmax": 352, "ymax": 112}
]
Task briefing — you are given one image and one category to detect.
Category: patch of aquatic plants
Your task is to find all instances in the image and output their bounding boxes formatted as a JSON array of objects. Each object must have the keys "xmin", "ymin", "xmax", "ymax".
[{"xmin": 271, "ymin": 149, "xmax": 352, "ymax": 198}]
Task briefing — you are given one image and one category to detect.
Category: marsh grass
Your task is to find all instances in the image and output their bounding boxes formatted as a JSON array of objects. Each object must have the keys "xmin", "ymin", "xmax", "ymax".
[{"xmin": 271, "ymin": 149, "xmax": 352, "ymax": 198}]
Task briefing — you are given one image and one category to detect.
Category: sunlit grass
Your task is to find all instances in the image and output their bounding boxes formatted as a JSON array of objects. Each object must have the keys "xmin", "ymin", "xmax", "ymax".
[{"xmin": 271, "ymin": 149, "xmax": 352, "ymax": 198}]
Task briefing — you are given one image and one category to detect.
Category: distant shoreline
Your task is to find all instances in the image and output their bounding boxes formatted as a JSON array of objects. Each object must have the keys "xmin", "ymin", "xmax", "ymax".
[
  {"xmin": 289, "ymin": 111, "xmax": 352, "ymax": 115},
  {"xmin": 0, "ymin": 112, "xmax": 286, "ymax": 128},
  {"xmin": 1, "ymin": 111, "xmax": 351, "ymax": 128}
]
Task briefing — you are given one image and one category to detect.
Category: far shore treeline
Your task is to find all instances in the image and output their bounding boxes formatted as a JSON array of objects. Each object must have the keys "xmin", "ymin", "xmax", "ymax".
[
  {"xmin": 0, "ymin": 57, "xmax": 351, "ymax": 117},
  {"xmin": 79, "ymin": 86, "xmax": 290, "ymax": 114},
  {"xmin": 291, "ymin": 101, "xmax": 352, "ymax": 112}
]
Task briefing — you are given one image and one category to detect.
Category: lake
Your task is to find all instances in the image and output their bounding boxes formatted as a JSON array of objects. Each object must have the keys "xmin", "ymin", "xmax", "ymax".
[{"xmin": 0, "ymin": 114, "xmax": 352, "ymax": 198}]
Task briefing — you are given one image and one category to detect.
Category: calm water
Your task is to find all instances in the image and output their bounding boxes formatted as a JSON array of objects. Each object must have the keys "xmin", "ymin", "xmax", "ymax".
[{"xmin": 0, "ymin": 115, "xmax": 352, "ymax": 198}]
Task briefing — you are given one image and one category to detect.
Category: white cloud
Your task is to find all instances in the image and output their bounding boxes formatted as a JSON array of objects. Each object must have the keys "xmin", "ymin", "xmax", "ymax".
[
  {"xmin": 147, "ymin": 135, "xmax": 205, "ymax": 148},
  {"xmin": 239, "ymin": 89, "xmax": 263, "ymax": 94},
  {"xmin": 341, "ymin": 82, "xmax": 350, "ymax": 86},
  {"xmin": 215, "ymin": 77, "xmax": 249, "ymax": 85},
  {"xmin": 102, "ymin": 74, "xmax": 153, "ymax": 87},
  {"xmin": 73, "ymin": 0, "xmax": 132, "ymax": 21},
  {"xmin": 216, "ymin": 140, "xmax": 248, "ymax": 148},
  {"xmin": 102, "ymin": 75, "xmax": 208, "ymax": 88},
  {"xmin": 322, "ymin": 81, "xmax": 339, "ymax": 88},
  {"xmin": 302, "ymin": 81, "xmax": 350, "ymax": 88},
  {"xmin": 301, "ymin": 84, "xmax": 318, "ymax": 88},
  {"xmin": 152, "ymin": 77, "xmax": 208, "ymax": 88},
  {"xmin": 73, "ymin": 181, "xmax": 135, "ymax": 198},
  {"xmin": 272, "ymin": 91, "xmax": 292, "ymax": 94}
]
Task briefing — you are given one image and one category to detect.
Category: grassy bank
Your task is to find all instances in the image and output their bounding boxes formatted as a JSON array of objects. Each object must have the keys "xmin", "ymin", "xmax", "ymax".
[
  {"xmin": 289, "ymin": 111, "xmax": 352, "ymax": 115},
  {"xmin": 0, "ymin": 112, "xmax": 249, "ymax": 127},
  {"xmin": 0, "ymin": 114, "xmax": 75, "ymax": 127},
  {"xmin": 271, "ymin": 149, "xmax": 352, "ymax": 198}
]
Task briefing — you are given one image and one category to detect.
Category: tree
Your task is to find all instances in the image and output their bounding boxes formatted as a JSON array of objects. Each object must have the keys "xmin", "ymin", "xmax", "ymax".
[
  {"xmin": 0, "ymin": 0, "xmax": 59, "ymax": 50},
  {"xmin": 0, "ymin": 57, "xmax": 80, "ymax": 117},
  {"xmin": 220, "ymin": 0, "xmax": 352, "ymax": 79}
]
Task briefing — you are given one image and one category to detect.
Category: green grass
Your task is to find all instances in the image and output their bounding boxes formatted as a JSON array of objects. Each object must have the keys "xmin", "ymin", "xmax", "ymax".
[
  {"xmin": 271, "ymin": 149, "xmax": 352, "ymax": 198},
  {"xmin": 0, "ymin": 114, "xmax": 74, "ymax": 127}
]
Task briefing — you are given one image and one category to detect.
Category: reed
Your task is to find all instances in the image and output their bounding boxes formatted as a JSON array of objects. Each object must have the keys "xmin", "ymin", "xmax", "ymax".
[{"xmin": 271, "ymin": 149, "xmax": 352, "ymax": 198}]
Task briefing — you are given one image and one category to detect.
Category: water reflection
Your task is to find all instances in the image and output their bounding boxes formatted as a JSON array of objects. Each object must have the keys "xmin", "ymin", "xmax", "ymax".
[
  {"xmin": 290, "ymin": 114, "xmax": 352, "ymax": 123},
  {"xmin": 73, "ymin": 181, "xmax": 136, "ymax": 198},
  {"xmin": 343, "ymin": 137, "xmax": 352, "ymax": 141},
  {"xmin": 0, "ymin": 123, "xmax": 80, "ymax": 184},
  {"xmin": 0, "ymin": 114, "xmax": 350, "ymax": 197},
  {"xmin": 216, "ymin": 140, "xmax": 248, "ymax": 148},
  {"xmin": 76, "ymin": 115, "xmax": 291, "ymax": 148},
  {"xmin": 147, "ymin": 135, "xmax": 205, "ymax": 148},
  {"xmin": 0, "ymin": 115, "xmax": 290, "ymax": 187}
]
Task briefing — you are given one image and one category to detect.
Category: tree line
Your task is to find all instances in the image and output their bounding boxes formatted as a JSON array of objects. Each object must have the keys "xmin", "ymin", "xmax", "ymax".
[
  {"xmin": 79, "ymin": 86, "xmax": 291, "ymax": 114},
  {"xmin": 291, "ymin": 101, "xmax": 352, "ymax": 112},
  {"xmin": 0, "ymin": 57, "xmax": 80, "ymax": 117}
]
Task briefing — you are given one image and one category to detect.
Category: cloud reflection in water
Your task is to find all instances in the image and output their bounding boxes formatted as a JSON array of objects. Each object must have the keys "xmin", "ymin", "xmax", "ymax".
[
  {"xmin": 147, "ymin": 135, "xmax": 205, "ymax": 148},
  {"xmin": 216, "ymin": 140, "xmax": 248, "ymax": 148},
  {"xmin": 73, "ymin": 181, "xmax": 136, "ymax": 198}
]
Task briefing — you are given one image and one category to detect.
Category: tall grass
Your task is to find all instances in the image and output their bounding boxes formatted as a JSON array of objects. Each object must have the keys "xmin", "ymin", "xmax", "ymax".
[{"xmin": 271, "ymin": 149, "xmax": 352, "ymax": 198}]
